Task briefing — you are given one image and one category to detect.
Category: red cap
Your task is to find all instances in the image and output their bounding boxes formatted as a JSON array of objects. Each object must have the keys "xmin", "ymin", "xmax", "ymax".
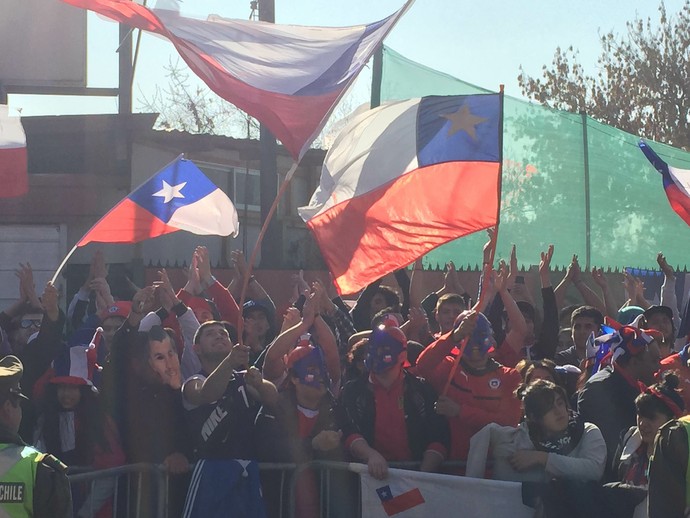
[{"xmin": 99, "ymin": 301, "xmax": 131, "ymax": 321}]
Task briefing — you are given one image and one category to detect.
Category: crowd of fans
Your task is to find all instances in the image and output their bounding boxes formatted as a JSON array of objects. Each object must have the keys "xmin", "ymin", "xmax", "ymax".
[{"xmin": 1, "ymin": 232, "xmax": 688, "ymax": 518}]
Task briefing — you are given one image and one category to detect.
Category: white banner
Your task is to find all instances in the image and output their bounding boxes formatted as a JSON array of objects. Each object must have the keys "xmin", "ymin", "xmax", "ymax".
[{"xmin": 354, "ymin": 465, "xmax": 534, "ymax": 518}]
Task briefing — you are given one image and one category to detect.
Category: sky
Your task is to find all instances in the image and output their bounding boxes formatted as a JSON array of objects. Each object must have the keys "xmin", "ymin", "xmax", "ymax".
[{"xmin": 9, "ymin": 0, "xmax": 687, "ymax": 127}]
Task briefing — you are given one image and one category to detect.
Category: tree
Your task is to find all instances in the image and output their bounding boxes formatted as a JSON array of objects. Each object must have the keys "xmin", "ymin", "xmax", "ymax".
[
  {"xmin": 518, "ymin": 1, "xmax": 690, "ymax": 150},
  {"xmin": 138, "ymin": 58, "xmax": 260, "ymax": 138}
]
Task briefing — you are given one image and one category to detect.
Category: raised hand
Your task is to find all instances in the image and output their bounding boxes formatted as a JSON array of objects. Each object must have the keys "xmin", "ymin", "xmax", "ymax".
[
  {"xmin": 41, "ymin": 282, "xmax": 59, "ymax": 321},
  {"xmin": 195, "ymin": 246, "xmax": 213, "ymax": 287},
  {"xmin": 482, "ymin": 227, "xmax": 496, "ymax": 266},
  {"xmin": 281, "ymin": 307, "xmax": 302, "ymax": 332},
  {"xmin": 155, "ymin": 269, "xmax": 180, "ymax": 312},
  {"xmin": 16, "ymin": 263, "xmax": 42, "ymax": 309},
  {"xmin": 591, "ymin": 267, "xmax": 608, "ymax": 290},
  {"xmin": 566, "ymin": 254, "xmax": 581, "ymax": 283},
  {"xmin": 657, "ymin": 252, "xmax": 675, "ymax": 278},
  {"xmin": 184, "ymin": 253, "xmax": 202, "ymax": 296}
]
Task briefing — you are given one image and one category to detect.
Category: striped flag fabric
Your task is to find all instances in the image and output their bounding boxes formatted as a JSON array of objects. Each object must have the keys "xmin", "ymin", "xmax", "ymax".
[
  {"xmin": 0, "ymin": 105, "xmax": 28, "ymax": 198},
  {"xmin": 299, "ymin": 93, "xmax": 502, "ymax": 294},
  {"xmin": 77, "ymin": 156, "xmax": 239, "ymax": 246},
  {"xmin": 639, "ymin": 140, "xmax": 690, "ymax": 226},
  {"xmin": 61, "ymin": 0, "xmax": 413, "ymax": 160}
]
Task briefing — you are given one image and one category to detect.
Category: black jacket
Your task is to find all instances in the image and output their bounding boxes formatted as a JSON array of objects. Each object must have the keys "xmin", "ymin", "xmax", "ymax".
[
  {"xmin": 577, "ymin": 365, "xmax": 640, "ymax": 481},
  {"xmin": 648, "ymin": 418, "xmax": 689, "ymax": 518},
  {"xmin": 336, "ymin": 370, "xmax": 449, "ymax": 461}
]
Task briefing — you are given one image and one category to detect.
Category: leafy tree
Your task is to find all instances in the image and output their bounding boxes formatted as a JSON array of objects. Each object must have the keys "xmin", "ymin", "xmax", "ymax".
[{"xmin": 518, "ymin": 1, "xmax": 690, "ymax": 150}]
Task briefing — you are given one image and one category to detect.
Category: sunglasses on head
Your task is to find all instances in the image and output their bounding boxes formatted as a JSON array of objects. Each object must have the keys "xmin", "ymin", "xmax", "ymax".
[{"xmin": 19, "ymin": 319, "xmax": 41, "ymax": 329}]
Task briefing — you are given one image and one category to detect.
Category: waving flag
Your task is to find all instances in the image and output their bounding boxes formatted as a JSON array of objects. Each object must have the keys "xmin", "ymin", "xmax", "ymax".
[
  {"xmin": 639, "ymin": 140, "xmax": 690, "ymax": 226},
  {"xmin": 77, "ymin": 156, "xmax": 238, "ymax": 246},
  {"xmin": 61, "ymin": 0, "xmax": 413, "ymax": 160},
  {"xmin": 0, "ymin": 105, "xmax": 28, "ymax": 198},
  {"xmin": 299, "ymin": 94, "xmax": 502, "ymax": 294}
]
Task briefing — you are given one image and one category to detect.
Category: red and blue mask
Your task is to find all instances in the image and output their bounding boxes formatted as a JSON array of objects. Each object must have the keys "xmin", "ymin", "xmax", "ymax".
[
  {"xmin": 288, "ymin": 345, "xmax": 329, "ymax": 389},
  {"xmin": 458, "ymin": 312, "xmax": 495, "ymax": 356},
  {"xmin": 365, "ymin": 325, "xmax": 407, "ymax": 374}
]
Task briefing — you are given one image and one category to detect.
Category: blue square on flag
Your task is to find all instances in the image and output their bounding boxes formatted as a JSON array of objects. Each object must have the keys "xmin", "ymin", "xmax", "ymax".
[
  {"xmin": 416, "ymin": 94, "xmax": 500, "ymax": 166},
  {"xmin": 376, "ymin": 485, "xmax": 394, "ymax": 502},
  {"xmin": 129, "ymin": 159, "xmax": 218, "ymax": 223}
]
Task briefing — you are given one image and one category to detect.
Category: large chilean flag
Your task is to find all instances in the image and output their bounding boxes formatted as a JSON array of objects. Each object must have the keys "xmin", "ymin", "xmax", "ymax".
[
  {"xmin": 77, "ymin": 156, "xmax": 239, "ymax": 246},
  {"xmin": 299, "ymin": 94, "xmax": 502, "ymax": 295},
  {"xmin": 639, "ymin": 140, "xmax": 690, "ymax": 226},
  {"xmin": 61, "ymin": 0, "xmax": 413, "ymax": 161}
]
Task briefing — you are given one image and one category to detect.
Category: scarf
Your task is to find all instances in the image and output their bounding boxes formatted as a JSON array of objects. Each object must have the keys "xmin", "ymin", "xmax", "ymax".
[{"xmin": 532, "ymin": 412, "xmax": 585, "ymax": 456}]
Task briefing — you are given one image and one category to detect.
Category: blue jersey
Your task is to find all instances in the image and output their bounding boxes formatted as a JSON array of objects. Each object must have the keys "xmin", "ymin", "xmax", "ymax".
[{"xmin": 185, "ymin": 371, "xmax": 260, "ymax": 460}]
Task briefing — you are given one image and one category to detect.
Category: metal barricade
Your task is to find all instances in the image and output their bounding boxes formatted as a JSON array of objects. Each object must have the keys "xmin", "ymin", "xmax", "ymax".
[
  {"xmin": 67, "ymin": 460, "xmax": 467, "ymax": 518},
  {"xmin": 68, "ymin": 463, "xmax": 169, "ymax": 518}
]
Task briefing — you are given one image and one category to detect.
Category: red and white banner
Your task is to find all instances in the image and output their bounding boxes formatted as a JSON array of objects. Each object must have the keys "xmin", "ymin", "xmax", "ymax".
[{"xmin": 354, "ymin": 465, "xmax": 533, "ymax": 518}]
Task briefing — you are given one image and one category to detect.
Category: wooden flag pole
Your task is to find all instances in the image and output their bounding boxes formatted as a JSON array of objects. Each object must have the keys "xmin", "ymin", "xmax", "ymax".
[{"xmin": 236, "ymin": 161, "xmax": 299, "ymax": 345}]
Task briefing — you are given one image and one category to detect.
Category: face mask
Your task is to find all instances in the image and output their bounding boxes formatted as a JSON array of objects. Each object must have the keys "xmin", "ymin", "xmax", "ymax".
[
  {"xmin": 365, "ymin": 327, "xmax": 405, "ymax": 374},
  {"xmin": 291, "ymin": 348, "xmax": 329, "ymax": 389}
]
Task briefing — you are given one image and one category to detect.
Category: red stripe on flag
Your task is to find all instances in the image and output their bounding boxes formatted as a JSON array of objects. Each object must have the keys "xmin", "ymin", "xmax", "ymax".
[
  {"xmin": 664, "ymin": 182, "xmax": 690, "ymax": 226},
  {"xmin": 307, "ymin": 161, "xmax": 500, "ymax": 294},
  {"xmin": 0, "ymin": 147, "xmax": 28, "ymax": 198},
  {"xmin": 78, "ymin": 198, "xmax": 179, "ymax": 246},
  {"xmin": 381, "ymin": 487, "xmax": 425, "ymax": 516},
  {"xmin": 174, "ymin": 40, "xmax": 340, "ymax": 159},
  {"xmin": 62, "ymin": 0, "xmax": 346, "ymax": 160}
]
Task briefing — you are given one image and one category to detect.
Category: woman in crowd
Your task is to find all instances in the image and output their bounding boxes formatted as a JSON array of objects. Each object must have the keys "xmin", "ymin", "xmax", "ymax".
[
  {"xmin": 34, "ymin": 331, "xmax": 124, "ymax": 518},
  {"xmin": 466, "ymin": 379, "xmax": 606, "ymax": 517}
]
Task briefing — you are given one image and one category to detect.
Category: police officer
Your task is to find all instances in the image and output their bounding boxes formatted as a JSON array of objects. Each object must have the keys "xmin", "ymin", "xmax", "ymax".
[{"xmin": 0, "ymin": 355, "xmax": 72, "ymax": 516}]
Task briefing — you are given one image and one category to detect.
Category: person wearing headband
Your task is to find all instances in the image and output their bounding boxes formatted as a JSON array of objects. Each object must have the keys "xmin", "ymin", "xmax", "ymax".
[{"xmin": 337, "ymin": 325, "xmax": 449, "ymax": 480}]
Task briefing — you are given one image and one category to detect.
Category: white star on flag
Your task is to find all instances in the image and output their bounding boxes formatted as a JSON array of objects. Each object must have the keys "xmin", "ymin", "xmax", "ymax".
[{"xmin": 153, "ymin": 181, "xmax": 186, "ymax": 203}]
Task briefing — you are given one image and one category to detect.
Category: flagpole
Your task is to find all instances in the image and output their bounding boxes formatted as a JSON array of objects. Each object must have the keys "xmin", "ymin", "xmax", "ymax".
[
  {"xmin": 50, "ymin": 244, "xmax": 79, "ymax": 286},
  {"xmin": 237, "ymin": 160, "xmax": 300, "ymax": 344},
  {"xmin": 442, "ymin": 86, "xmax": 505, "ymax": 396}
]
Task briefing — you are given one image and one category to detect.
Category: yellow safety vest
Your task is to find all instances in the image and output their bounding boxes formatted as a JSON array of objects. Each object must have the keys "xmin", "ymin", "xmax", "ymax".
[{"xmin": 0, "ymin": 443, "xmax": 42, "ymax": 517}]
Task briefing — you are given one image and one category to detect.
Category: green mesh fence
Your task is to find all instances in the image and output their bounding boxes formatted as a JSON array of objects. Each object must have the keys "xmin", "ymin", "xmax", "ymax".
[{"xmin": 380, "ymin": 46, "xmax": 690, "ymax": 271}]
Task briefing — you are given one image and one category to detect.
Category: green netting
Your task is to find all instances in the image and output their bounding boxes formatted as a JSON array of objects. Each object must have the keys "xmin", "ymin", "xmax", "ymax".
[{"xmin": 381, "ymin": 46, "xmax": 690, "ymax": 270}]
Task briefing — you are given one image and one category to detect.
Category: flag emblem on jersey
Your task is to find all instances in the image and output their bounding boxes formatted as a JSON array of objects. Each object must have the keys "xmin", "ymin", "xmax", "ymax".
[
  {"xmin": 376, "ymin": 484, "xmax": 425, "ymax": 516},
  {"xmin": 77, "ymin": 156, "xmax": 239, "ymax": 246}
]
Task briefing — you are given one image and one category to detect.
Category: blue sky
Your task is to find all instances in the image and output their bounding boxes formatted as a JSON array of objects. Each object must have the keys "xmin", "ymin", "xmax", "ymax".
[{"xmin": 10, "ymin": 0, "xmax": 686, "ymax": 122}]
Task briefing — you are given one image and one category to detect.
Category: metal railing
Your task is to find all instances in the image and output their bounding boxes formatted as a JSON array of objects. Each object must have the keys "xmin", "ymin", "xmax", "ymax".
[{"xmin": 67, "ymin": 460, "xmax": 468, "ymax": 518}]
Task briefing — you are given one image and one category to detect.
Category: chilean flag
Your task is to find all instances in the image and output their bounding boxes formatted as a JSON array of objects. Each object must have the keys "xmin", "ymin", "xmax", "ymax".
[
  {"xmin": 77, "ymin": 156, "xmax": 239, "ymax": 246},
  {"xmin": 376, "ymin": 484, "xmax": 425, "ymax": 516},
  {"xmin": 639, "ymin": 140, "xmax": 690, "ymax": 226},
  {"xmin": 299, "ymin": 94, "xmax": 502, "ymax": 295},
  {"xmin": 0, "ymin": 105, "xmax": 28, "ymax": 198},
  {"xmin": 61, "ymin": 0, "xmax": 413, "ymax": 161}
]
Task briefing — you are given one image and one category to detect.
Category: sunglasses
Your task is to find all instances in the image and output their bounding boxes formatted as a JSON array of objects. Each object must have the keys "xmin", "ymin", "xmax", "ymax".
[{"xmin": 19, "ymin": 319, "xmax": 41, "ymax": 329}]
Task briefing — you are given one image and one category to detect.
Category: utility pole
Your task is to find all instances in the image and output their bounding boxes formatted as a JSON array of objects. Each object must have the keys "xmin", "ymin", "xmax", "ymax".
[{"xmin": 257, "ymin": 0, "xmax": 281, "ymax": 268}]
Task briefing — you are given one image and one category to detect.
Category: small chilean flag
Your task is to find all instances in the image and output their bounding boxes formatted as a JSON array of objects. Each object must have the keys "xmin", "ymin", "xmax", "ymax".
[
  {"xmin": 299, "ymin": 94, "xmax": 502, "ymax": 295},
  {"xmin": 376, "ymin": 484, "xmax": 425, "ymax": 516},
  {"xmin": 639, "ymin": 140, "xmax": 690, "ymax": 226},
  {"xmin": 0, "ymin": 105, "xmax": 28, "ymax": 198},
  {"xmin": 77, "ymin": 156, "xmax": 239, "ymax": 246}
]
